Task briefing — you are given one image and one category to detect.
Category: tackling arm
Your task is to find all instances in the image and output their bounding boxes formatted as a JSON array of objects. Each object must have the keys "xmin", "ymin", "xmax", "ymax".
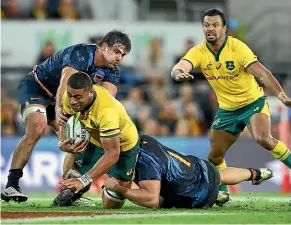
[
  {"xmin": 56, "ymin": 67, "xmax": 78, "ymax": 129},
  {"xmin": 87, "ymin": 135, "xmax": 120, "ymax": 180},
  {"xmin": 108, "ymin": 179, "xmax": 161, "ymax": 208},
  {"xmin": 101, "ymin": 81, "xmax": 118, "ymax": 97},
  {"xmin": 56, "ymin": 67, "xmax": 78, "ymax": 109}
]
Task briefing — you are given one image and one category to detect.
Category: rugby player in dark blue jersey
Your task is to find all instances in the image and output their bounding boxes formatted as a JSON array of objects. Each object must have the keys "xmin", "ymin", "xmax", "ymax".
[
  {"xmin": 103, "ymin": 135, "xmax": 273, "ymax": 209},
  {"xmin": 53, "ymin": 134, "xmax": 273, "ymax": 208},
  {"xmin": 1, "ymin": 30, "xmax": 131, "ymax": 202}
]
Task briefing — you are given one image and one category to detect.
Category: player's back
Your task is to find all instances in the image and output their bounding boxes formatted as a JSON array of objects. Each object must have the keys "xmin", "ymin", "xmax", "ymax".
[
  {"xmin": 35, "ymin": 44, "xmax": 97, "ymax": 97},
  {"xmin": 137, "ymin": 135, "xmax": 209, "ymax": 208}
]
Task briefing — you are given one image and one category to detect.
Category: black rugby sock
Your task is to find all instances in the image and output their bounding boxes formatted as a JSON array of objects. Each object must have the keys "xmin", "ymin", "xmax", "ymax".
[
  {"xmin": 6, "ymin": 169, "xmax": 23, "ymax": 189},
  {"xmin": 247, "ymin": 168, "xmax": 262, "ymax": 181}
]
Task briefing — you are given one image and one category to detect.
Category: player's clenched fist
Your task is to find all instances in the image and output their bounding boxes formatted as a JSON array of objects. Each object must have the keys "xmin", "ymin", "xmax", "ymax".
[{"xmin": 58, "ymin": 139, "xmax": 88, "ymax": 153}]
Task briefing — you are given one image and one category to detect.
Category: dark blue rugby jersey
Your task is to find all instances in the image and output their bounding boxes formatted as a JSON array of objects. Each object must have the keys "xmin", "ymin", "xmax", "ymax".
[
  {"xmin": 136, "ymin": 135, "xmax": 209, "ymax": 208},
  {"xmin": 33, "ymin": 44, "xmax": 120, "ymax": 97}
]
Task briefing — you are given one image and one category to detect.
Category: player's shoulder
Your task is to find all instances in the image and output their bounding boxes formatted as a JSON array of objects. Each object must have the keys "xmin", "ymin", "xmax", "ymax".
[
  {"xmin": 93, "ymin": 85, "xmax": 111, "ymax": 96},
  {"xmin": 64, "ymin": 43, "xmax": 96, "ymax": 55},
  {"xmin": 67, "ymin": 43, "xmax": 95, "ymax": 49},
  {"xmin": 189, "ymin": 41, "xmax": 206, "ymax": 53},
  {"xmin": 227, "ymin": 36, "xmax": 250, "ymax": 50},
  {"xmin": 93, "ymin": 85, "xmax": 116, "ymax": 106}
]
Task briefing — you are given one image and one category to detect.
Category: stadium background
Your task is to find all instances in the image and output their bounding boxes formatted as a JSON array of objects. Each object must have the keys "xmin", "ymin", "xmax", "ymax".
[{"xmin": 1, "ymin": 0, "xmax": 291, "ymax": 194}]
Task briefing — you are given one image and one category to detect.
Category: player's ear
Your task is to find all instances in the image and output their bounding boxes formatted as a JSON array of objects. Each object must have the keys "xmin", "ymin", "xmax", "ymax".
[
  {"xmin": 223, "ymin": 25, "xmax": 227, "ymax": 34},
  {"xmin": 100, "ymin": 42, "xmax": 108, "ymax": 51}
]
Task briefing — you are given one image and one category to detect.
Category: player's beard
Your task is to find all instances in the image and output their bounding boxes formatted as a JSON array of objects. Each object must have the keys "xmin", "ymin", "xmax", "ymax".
[{"xmin": 206, "ymin": 34, "xmax": 218, "ymax": 44}]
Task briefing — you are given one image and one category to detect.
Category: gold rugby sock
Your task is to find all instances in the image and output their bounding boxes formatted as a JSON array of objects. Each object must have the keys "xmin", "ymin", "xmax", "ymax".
[
  {"xmin": 271, "ymin": 140, "xmax": 291, "ymax": 168},
  {"xmin": 216, "ymin": 160, "xmax": 229, "ymax": 192}
]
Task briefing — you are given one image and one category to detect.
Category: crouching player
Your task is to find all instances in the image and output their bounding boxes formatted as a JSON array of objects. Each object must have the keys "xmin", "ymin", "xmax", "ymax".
[
  {"xmin": 54, "ymin": 71, "xmax": 140, "ymax": 208},
  {"xmin": 104, "ymin": 135, "xmax": 273, "ymax": 208}
]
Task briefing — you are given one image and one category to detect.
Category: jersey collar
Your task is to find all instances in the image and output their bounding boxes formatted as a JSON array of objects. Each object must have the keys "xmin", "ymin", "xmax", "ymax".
[
  {"xmin": 81, "ymin": 90, "xmax": 97, "ymax": 116},
  {"xmin": 206, "ymin": 36, "xmax": 228, "ymax": 62}
]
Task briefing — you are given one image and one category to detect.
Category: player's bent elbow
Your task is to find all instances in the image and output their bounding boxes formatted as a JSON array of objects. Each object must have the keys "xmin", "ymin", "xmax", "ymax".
[
  {"xmin": 108, "ymin": 149, "xmax": 120, "ymax": 164},
  {"xmin": 146, "ymin": 196, "xmax": 160, "ymax": 209}
]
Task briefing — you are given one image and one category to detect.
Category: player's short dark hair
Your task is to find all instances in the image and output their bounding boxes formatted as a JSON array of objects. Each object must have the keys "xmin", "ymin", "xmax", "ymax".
[
  {"xmin": 100, "ymin": 30, "xmax": 131, "ymax": 52},
  {"xmin": 67, "ymin": 72, "xmax": 92, "ymax": 89},
  {"xmin": 202, "ymin": 8, "xmax": 226, "ymax": 26}
]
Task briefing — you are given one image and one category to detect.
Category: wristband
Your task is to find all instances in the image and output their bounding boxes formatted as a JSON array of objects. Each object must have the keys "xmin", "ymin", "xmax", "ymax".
[
  {"xmin": 78, "ymin": 173, "xmax": 93, "ymax": 187},
  {"xmin": 278, "ymin": 92, "xmax": 287, "ymax": 101}
]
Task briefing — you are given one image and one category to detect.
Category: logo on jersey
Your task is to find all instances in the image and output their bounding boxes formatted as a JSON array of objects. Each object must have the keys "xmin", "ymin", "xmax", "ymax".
[
  {"xmin": 204, "ymin": 73, "xmax": 239, "ymax": 80},
  {"xmin": 35, "ymin": 109, "xmax": 45, "ymax": 114},
  {"xmin": 254, "ymin": 106, "xmax": 260, "ymax": 112},
  {"xmin": 204, "ymin": 73, "xmax": 215, "ymax": 80},
  {"xmin": 212, "ymin": 118, "xmax": 221, "ymax": 126},
  {"xmin": 226, "ymin": 61, "xmax": 235, "ymax": 70},
  {"xmin": 75, "ymin": 159, "xmax": 83, "ymax": 167},
  {"xmin": 93, "ymin": 74, "xmax": 104, "ymax": 83},
  {"xmin": 90, "ymin": 119, "xmax": 97, "ymax": 128},
  {"xmin": 126, "ymin": 169, "xmax": 133, "ymax": 176},
  {"xmin": 204, "ymin": 63, "xmax": 212, "ymax": 70},
  {"xmin": 30, "ymin": 97, "xmax": 41, "ymax": 100},
  {"xmin": 216, "ymin": 63, "xmax": 222, "ymax": 69}
]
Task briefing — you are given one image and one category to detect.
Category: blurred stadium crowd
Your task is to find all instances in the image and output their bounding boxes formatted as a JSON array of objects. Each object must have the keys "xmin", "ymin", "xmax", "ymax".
[
  {"xmin": 0, "ymin": 0, "xmax": 138, "ymax": 21},
  {"xmin": 1, "ymin": 0, "xmax": 289, "ymax": 138}
]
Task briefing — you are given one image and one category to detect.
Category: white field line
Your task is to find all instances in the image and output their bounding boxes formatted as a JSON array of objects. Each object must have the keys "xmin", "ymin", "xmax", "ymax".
[
  {"xmin": 1, "ymin": 212, "xmax": 234, "ymax": 224},
  {"xmin": 25, "ymin": 196, "xmax": 291, "ymax": 202}
]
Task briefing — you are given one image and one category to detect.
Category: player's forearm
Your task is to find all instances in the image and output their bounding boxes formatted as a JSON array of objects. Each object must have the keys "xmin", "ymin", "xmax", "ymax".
[
  {"xmin": 56, "ymin": 67, "xmax": 77, "ymax": 107},
  {"xmin": 59, "ymin": 126, "xmax": 66, "ymax": 141},
  {"xmin": 62, "ymin": 153, "xmax": 76, "ymax": 177},
  {"xmin": 101, "ymin": 81, "xmax": 117, "ymax": 97},
  {"xmin": 56, "ymin": 78, "xmax": 70, "ymax": 108},
  {"xmin": 248, "ymin": 63, "xmax": 284, "ymax": 98},
  {"xmin": 115, "ymin": 186, "xmax": 160, "ymax": 209},
  {"xmin": 258, "ymin": 71, "xmax": 284, "ymax": 96},
  {"xmin": 87, "ymin": 150, "xmax": 119, "ymax": 181}
]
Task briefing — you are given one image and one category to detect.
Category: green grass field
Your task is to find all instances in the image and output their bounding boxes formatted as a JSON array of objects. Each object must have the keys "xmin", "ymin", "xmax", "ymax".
[{"xmin": 1, "ymin": 193, "xmax": 291, "ymax": 224}]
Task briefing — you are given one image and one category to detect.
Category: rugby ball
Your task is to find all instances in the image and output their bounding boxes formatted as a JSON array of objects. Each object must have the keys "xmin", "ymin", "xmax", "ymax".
[{"xmin": 66, "ymin": 115, "xmax": 90, "ymax": 143}]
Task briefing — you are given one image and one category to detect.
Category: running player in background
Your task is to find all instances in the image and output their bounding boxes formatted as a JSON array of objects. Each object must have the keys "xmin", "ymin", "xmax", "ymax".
[
  {"xmin": 1, "ymin": 30, "xmax": 131, "ymax": 202},
  {"xmin": 104, "ymin": 135, "xmax": 273, "ymax": 209},
  {"xmin": 171, "ymin": 8, "xmax": 291, "ymax": 193}
]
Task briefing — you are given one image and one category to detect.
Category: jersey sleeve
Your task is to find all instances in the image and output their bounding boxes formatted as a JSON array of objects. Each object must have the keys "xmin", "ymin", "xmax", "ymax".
[
  {"xmin": 136, "ymin": 153, "xmax": 162, "ymax": 181},
  {"xmin": 102, "ymin": 67, "xmax": 120, "ymax": 86},
  {"xmin": 97, "ymin": 108, "xmax": 120, "ymax": 138},
  {"xmin": 181, "ymin": 46, "xmax": 202, "ymax": 69},
  {"xmin": 62, "ymin": 92, "xmax": 75, "ymax": 115},
  {"xmin": 236, "ymin": 41, "xmax": 258, "ymax": 69},
  {"xmin": 62, "ymin": 45, "xmax": 89, "ymax": 71}
]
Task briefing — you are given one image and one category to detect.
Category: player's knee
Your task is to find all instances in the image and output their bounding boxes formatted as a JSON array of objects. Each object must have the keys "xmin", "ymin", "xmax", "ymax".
[
  {"xmin": 102, "ymin": 188, "xmax": 125, "ymax": 209},
  {"xmin": 254, "ymin": 135, "xmax": 274, "ymax": 150},
  {"xmin": 208, "ymin": 153, "xmax": 224, "ymax": 166},
  {"xmin": 25, "ymin": 113, "xmax": 47, "ymax": 141}
]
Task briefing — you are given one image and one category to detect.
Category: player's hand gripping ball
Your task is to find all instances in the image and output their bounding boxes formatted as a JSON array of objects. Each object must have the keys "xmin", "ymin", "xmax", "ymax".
[
  {"xmin": 58, "ymin": 115, "xmax": 90, "ymax": 154},
  {"xmin": 66, "ymin": 115, "xmax": 91, "ymax": 144}
]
